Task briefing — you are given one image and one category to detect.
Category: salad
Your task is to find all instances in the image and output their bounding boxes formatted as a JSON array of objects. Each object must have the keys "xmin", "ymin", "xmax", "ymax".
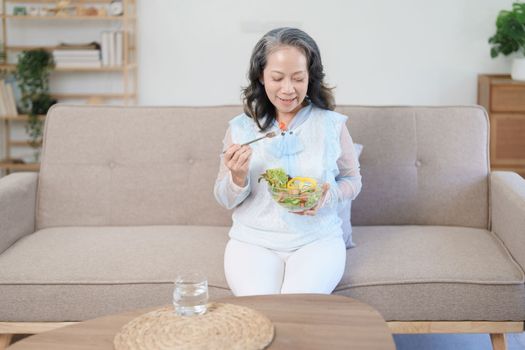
[{"xmin": 258, "ymin": 168, "xmax": 322, "ymax": 212}]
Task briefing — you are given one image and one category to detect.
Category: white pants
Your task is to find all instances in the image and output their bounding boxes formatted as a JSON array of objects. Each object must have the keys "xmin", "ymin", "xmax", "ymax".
[{"xmin": 224, "ymin": 236, "xmax": 346, "ymax": 296}]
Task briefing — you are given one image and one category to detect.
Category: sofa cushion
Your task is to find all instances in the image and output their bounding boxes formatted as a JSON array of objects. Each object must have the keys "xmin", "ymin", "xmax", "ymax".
[
  {"xmin": 336, "ymin": 226, "xmax": 525, "ymax": 321},
  {"xmin": 338, "ymin": 282, "xmax": 525, "ymax": 321},
  {"xmin": 1, "ymin": 225, "xmax": 523, "ymax": 321},
  {"xmin": 0, "ymin": 225, "xmax": 233, "ymax": 321},
  {"xmin": 336, "ymin": 106, "xmax": 489, "ymax": 228},
  {"xmin": 0, "ymin": 225, "xmax": 230, "ymax": 287}
]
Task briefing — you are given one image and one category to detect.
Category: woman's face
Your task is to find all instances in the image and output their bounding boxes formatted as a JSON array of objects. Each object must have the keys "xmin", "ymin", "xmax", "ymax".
[{"xmin": 262, "ymin": 45, "xmax": 309, "ymax": 120}]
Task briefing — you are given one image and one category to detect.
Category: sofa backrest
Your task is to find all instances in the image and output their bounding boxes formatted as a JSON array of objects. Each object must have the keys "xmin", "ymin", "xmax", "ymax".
[
  {"xmin": 37, "ymin": 105, "xmax": 489, "ymax": 230},
  {"xmin": 337, "ymin": 106, "xmax": 489, "ymax": 228},
  {"xmin": 37, "ymin": 105, "xmax": 239, "ymax": 229}
]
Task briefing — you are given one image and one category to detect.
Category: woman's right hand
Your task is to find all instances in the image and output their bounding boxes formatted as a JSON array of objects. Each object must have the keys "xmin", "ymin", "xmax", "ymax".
[{"xmin": 224, "ymin": 144, "xmax": 252, "ymax": 187}]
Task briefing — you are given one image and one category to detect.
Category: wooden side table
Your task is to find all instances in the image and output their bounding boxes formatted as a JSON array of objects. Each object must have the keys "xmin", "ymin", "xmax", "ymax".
[
  {"xmin": 478, "ymin": 74, "xmax": 525, "ymax": 177},
  {"xmin": 9, "ymin": 294, "xmax": 395, "ymax": 350}
]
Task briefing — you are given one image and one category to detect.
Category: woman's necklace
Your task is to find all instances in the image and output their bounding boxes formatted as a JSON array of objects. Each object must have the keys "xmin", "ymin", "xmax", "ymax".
[{"xmin": 278, "ymin": 121, "xmax": 288, "ymax": 135}]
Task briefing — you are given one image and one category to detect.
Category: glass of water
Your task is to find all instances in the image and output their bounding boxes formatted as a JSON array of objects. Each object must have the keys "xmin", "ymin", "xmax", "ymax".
[{"xmin": 173, "ymin": 272, "xmax": 209, "ymax": 316}]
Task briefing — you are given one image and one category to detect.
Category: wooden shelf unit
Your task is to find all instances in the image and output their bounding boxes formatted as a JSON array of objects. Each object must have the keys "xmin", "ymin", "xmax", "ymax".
[
  {"xmin": 2, "ymin": 14, "xmax": 136, "ymax": 20},
  {"xmin": 0, "ymin": 63, "xmax": 137, "ymax": 72},
  {"xmin": 5, "ymin": 44, "xmax": 135, "ymax": 51},
  {"xmin": 0, "ymin": 0, "xmax": 138, "ymax": 176},
  {"xmin": 7, "ymin": 0, "xmax": 113, "ymax": 3},
  {"xmin": 0, "ymin": 161, "xmax": 39, "ymax": 171},
  {"xmin": 478, "ymin": 74, "xmax": 525, "ymax": 177},
  {"xmin": 0, "ymin": 114, "xmax": 45, "ymax": 121},
  {"xmin": 0, "ymin": 115, "xmax": 44, "ymax": 174}
]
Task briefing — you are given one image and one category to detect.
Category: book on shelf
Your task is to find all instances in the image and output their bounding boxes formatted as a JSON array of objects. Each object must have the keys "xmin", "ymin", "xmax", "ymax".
[
  {"xmin": 101, "ymin": 32, "xmax": 110, "ymax": 66},
  {"xmin": 108, "ymin": 30, "xmax": 115, "ymax": 66},
  {"xmin": 52, "ymin": 42, "xmax": 101, "ymax": 68},
  {"xmin": 5, "ymin": 84, "xmax": 17, "ymax": 116},
  {"xmin": 101, "ymin": 30, "xmax": 125, "ymax": 67},
  {"xmin": 0, "ymin": 80, "xmax": 18, "ymax": 117},
  {"xmin": 115, "ymin": 31, "xmax": 123, "ymax": 66},
  {"xmin": 55, "ymin": 61, "xmax": 102, "ymax": 68},
  {"xmin": 56, "ymin": 41, "xmax": 100, "ymax": 50},
  {"xmin": 53, "ymin": 50, "xmax": 101, "ymax": 57},
  {"xmin": 0, "ymin": 82, "xmax": 6, "ymax": 116},
  {"xmin": 52, "ymin": 48, "xmax": 101, "ymax": 68},
  {"xmin": 54, "ymin": 57, "xmax": 100, "ymax": 63}
]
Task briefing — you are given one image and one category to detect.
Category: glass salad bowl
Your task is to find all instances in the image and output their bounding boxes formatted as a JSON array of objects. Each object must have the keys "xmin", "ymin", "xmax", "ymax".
[
  {"xmin": 268, "ymin": 185, "xmax": 323, "ymax": 212},
  {"xmin": 259, "ymin": 168, "xmax": 323, "ymax": 212}
]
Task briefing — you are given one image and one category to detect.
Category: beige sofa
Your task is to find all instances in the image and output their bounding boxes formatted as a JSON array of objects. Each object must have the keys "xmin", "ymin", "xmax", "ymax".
[{"xmin": 1, "ymin": 105, "xmax": 524, "ymax": 349}]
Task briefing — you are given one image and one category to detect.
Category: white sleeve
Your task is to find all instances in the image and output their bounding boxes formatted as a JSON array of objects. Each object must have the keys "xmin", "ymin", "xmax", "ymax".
[
  {"xmin": 324, "ymin": 124, "xmax": 362, "ymax": 207},
  {"xmin": 213, "ymin": 126, "xmax": 251, "ymax": 209}
]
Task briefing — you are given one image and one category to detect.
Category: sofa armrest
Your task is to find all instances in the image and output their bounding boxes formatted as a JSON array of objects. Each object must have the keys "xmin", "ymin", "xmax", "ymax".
[
  {"xmin": 491, "ymin": 171, "xmax": 525, "ymax": 271},
  {"xmin": 0, "ymin": 172, "xmax": 38, "ymax": 254}
]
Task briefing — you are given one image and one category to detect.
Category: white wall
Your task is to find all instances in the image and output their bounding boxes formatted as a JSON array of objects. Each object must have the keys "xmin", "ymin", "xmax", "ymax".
[
  {"xmin": 137, "ymin": 0, "xmax": 516, "ymax": 106},
  {"xmin": 0, "ymin": 0, "xmax": 518, "ymax": 162}
]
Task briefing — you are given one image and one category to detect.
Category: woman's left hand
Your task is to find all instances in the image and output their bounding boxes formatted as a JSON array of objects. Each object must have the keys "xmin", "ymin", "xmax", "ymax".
[{"xmin": 291, "ymin": 183, "xmax": 330, "ymax": 216}]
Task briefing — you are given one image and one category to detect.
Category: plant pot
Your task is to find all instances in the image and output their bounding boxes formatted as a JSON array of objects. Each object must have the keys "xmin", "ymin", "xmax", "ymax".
[{"xmin": 511, "ymin": 58, "xmax": 525, "ymax": 81}]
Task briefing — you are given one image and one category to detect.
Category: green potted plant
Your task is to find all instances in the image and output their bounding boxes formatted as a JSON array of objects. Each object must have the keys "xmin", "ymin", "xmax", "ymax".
[
  {"xmin": 15, "ymin": 49, "xmax": 56, "ymax": 161},
  {"xmin": 489, "ymin": 2, "xmax": 525, "ymax": 80}
]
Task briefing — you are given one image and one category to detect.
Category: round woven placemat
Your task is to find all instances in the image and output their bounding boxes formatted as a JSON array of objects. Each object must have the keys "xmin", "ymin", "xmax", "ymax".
[{"xmin": 114, "ymin": 303, "xmax": 274, "ymax": 350}]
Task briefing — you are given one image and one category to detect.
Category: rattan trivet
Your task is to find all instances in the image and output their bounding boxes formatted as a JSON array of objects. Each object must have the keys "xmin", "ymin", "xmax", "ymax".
[{"xmin": 114, "ymin": 303, "xmax": 274, "ymax": 350}]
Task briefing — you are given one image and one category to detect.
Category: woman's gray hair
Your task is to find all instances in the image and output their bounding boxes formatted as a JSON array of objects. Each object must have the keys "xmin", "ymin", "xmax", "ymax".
[{"xmin": 242, "ymin": 27, "xmax": 335, "ymax": 131}]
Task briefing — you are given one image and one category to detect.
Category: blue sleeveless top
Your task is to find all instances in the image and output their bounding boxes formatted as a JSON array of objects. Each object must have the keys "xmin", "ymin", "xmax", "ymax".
[{"xmin": 228, "ymin": 104, "xmax": 347, "ymax": 251}]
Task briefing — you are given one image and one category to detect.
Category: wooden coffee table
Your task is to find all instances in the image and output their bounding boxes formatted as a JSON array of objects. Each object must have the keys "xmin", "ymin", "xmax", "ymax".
[{"xmin": 9, "ymin": 294, "xmax": 395, "ymax": 349}]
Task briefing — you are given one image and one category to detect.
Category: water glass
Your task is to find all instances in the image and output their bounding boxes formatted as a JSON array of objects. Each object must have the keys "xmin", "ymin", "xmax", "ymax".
[{"xmin": 173, "ymin": 272, "xmax": 208, "ymax": 316}]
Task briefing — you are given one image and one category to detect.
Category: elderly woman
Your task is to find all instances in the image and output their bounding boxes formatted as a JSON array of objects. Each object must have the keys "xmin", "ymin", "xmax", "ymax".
[{"xmin": 214, "ymin": 27, "xmax": 362, "ymax": 296}]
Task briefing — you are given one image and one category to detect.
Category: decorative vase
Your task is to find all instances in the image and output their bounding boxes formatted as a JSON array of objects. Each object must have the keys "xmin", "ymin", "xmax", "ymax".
[{"xmin": 511, "ymin": 57, "xmax": 525, "ymax": 81}]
